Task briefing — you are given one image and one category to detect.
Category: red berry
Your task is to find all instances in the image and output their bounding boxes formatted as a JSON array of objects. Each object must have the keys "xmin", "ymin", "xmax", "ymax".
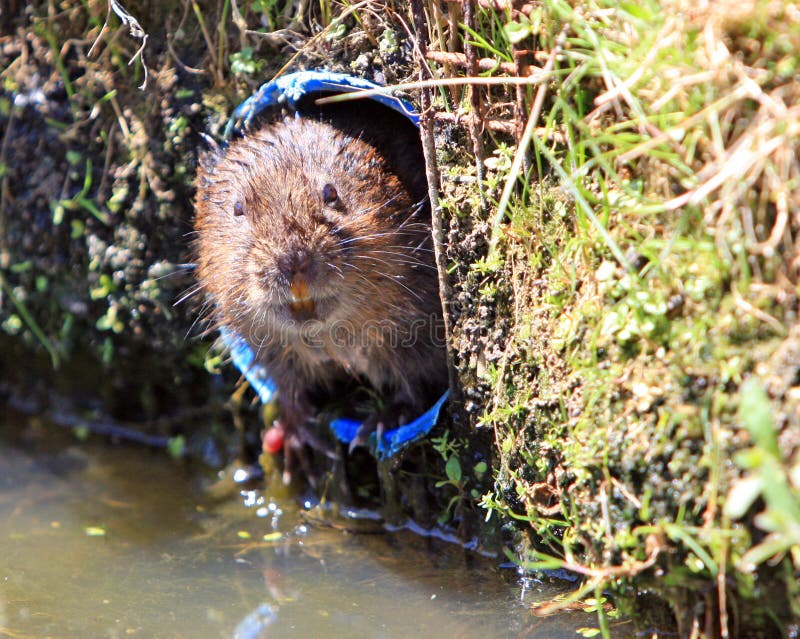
[{"xmin": 262, "ymin": 424, "xmax": 285, "ymax": 454}]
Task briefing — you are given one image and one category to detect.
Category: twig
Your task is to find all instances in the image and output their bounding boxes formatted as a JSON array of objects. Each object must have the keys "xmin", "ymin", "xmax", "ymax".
[
  {"xmin": 531, "ymin": 534, "xmax": 664, "ymax": 617},
  {"xmin": 166, "ymin": 0, "xmax": 210, "ymax": 75},
  {"xmin": 426, "ymin": 50, "xmax": 545, "ymax": 74},
  {"xmin": 315, "ymin": 71, "xmax": 555, "ymax": 106},
  {"xmin": 718, "ymin": 531, "xmax": 729, "ymax": 639},
  {"xmin": 191, "ymin": 0, "xmax": 222, "ymax": 86},
  {"xmin": 441, "ymin": 0, "xmax": 537, "ymax": 17},
  {"xmin": 610, "ymin": 477, "xmax": 642, "ymax": 509},
  {"xmin": 269, "ymin": 0, "xmax": 377, "ymax": 81},
  {"xmin": 513, "ymin": 49, "xmax": 530, "ymax": 176},
  {"xmin": 433, "ymin": 111, "xmax": 515, "ymax": 134},
  {"xmin": 411, "ymin": 0, "xmax": 460, "ymax": 407},
  {"xmin": 230, "ymin": 0, "xmax": 249, "ymax": 49},
  {"xmin": 231, "ymin": 0, "xmax": 301, "ymax": 48},
  {"xmin": 617, "ymin": 80, "xmax": 758, "ymax": 164},
  {"xmin": 664, "ymin": 128, "xmax": 793, "ymax": 211},
  {"xmin": 732, "ymin": 289, "xmax": 787, "ymax": 335},
  {"xmin": 593, "ymin": 19, "xmax": 678, "ymax": 108},
  {"xmin": 535, "ymin": 532, "xmax": 664, "ymax": 583},
  {"xmin": 749, "ymin": 171, "xmax": 789, "ymax": 256},
  {"xmin": 428, "ymin": 50, "xmax": 520, "ymax": 75},
  {"xmin": 463, "ymin": 0, "xmax": 487, "ymax": 207}
]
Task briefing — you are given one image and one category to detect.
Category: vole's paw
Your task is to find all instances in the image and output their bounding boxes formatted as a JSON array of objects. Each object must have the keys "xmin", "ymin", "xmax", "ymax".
[
  {"xmin": 348, "ymin": 403, "xmax": 412, "ymax": 453},
  {"xmin": 281, "ymin": 430, "xmax": 315, "ymax": 487},
  {"xmin": 264, "ymin": 416, "xmax": 337, "ymax": 487}
]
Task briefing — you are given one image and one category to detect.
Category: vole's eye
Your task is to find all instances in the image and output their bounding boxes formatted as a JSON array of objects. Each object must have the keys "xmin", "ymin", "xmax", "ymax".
[
  {"xmin": 233, "ymin": 201, "xmax": 244, "ymax": 217},
  {"xmin": 322, "ymin": 183, "xmax": 343, "ymax": 210}
]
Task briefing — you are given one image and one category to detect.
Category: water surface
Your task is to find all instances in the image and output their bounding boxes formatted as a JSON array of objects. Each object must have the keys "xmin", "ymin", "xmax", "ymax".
[{"xmin": 0, "ymin": 409, "xmax": 617, "ymax": 638}]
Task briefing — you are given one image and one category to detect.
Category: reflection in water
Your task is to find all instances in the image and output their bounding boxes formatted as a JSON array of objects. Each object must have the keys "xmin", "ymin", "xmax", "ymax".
[{"xmin": 0, "ymin": 409, "xmax": 611, "ymax": 639}]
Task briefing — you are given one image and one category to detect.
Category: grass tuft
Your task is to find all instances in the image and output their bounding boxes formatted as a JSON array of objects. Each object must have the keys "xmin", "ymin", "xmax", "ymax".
[{"xmin": 428, "ymin": 0, "xmax": 800, "ymax": 633}]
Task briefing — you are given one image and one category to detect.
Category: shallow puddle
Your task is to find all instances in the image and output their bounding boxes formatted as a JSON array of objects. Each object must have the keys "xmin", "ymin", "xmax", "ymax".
[{"xmin": 0, "ymin": 408, "xmax": 622, "ymax": 638}]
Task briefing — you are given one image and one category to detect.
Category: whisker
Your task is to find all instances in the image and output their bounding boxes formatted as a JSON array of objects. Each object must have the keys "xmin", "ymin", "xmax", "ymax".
[
  {"xmin": 326, "ymin": 261, "xmax": 345, "ymax": 279},
  {"xmin": 174, "ymin": 284, "xmax": 204, "ymax": 307},
  {"xmin": 344, "ymin": 259, "xmax": 425, "ymax": 303},
  {"xmin": 352, "ymin": 191, "xmax": 403, "ymax": 217},
  {"xmin": 365, "ymin": 250, "xmax": 437, "ymax": 268}
]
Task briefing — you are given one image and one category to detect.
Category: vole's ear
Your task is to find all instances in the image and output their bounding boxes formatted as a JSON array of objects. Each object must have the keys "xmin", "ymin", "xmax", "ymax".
[{"xmin": 198, "ymin": 133, "xmax": 224, "ymax": 173}]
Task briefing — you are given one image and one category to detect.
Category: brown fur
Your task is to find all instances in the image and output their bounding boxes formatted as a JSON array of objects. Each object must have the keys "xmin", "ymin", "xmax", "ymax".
[{"xmin": 194, "ymin": 115, "xmax": 447, "ymax": 437}]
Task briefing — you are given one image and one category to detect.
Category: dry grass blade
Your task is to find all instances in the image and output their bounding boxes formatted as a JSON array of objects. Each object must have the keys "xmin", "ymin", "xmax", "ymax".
[{"xmin": 89, "ymin": 0, "xmax": 150, "ymax": 89}]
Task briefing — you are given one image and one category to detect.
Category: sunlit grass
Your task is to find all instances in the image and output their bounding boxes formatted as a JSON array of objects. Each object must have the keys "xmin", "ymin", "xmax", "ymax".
[{"xmin": 427, "ymin": 0, "xmax": 800, "ymax": 633}]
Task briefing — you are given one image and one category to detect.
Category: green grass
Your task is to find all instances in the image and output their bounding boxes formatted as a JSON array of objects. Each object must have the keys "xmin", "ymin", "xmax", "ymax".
[{"xmin": 428, "ymin": 0, "xmax": 800, "ymax": 633}]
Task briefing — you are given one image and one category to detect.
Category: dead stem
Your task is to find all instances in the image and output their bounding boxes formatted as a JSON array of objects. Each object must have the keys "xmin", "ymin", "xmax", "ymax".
[
  {"xmin": 190, "ymin": 0, "xmax": 222, "ymax": 86},
  {"xmin": 426, "ymin": 50, "xmax": 542, "ymax": 76},
  {"xmin": 462, "ymin": 0, "xmax": 487, "ymax": 207},
  {"xmin": 441, "ymin": 0, "xmax": 536, "ymax": 18},
  {"xmin": 88, "ymin": 0, "xmax": 150, "ymax": 89},
  {"xmin": 412, "ymin": 0, "xmax": 460, "ymax": 407}
]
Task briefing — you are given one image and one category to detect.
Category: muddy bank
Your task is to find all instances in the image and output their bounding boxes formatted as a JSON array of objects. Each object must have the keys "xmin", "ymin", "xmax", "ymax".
[{"xmin": 1, "ymin": 1, "xmax": 217, "ymax": 423}]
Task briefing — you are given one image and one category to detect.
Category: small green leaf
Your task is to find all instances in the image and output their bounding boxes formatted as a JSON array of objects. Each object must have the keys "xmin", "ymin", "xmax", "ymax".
[
  {"xmin": 445, "ymin": 456, "xmax": 462, "ymax": 483},
  {"xmin": 70, "ymin": 219, "xmax": 85, "ymax": 239},
  {"xmin": 101, "ymin": 337, "xmax": 114, "ymax": 365},
  {"xmin": 620, "ymin": 2, "xmax": 654, "ymax": 20},
  {"xmin": 325, "ymin": 23, "xmax": 347, "ymax": 41},
  {"xmin": 230, "ymin": 47, "xmax": 262, "ymax": 76},
  {"xmin": 733, "ymin": 447, "xmax": 765, "ymax": 469},
  {"xmin": 739, "ymin": 379, "xmax": 780, "ymax": 457},
  {"xmin": 739, "ymin": 533, "xmax": 794, "ymax": 572},
  {"xmin": 2, "ymin": 314, "xmax": 22, "ymax": 335},
  {"xmin": 724, "ymin": 477, "xmax": 762, "ymax": 520},
  {"xmin": 379, "ymin": 28, "xmax": 398, "ymax": 54},
  {"xmin": 52, "ymin": 202, "xmax": 65, "ymax": 225},
  {"xmin": 167, "ymin": 435, "xmax": 186, "ymax": 459},
  {"xmin": 73, "ymin": 424, "xmax": 90, "ymax": 441},
  {"xmin": 503, "ymin": 21, "xmax": 531, "ymax": 45},
  {"xmin": 10, "ymin": 261, "xmax": 31, "ymax": 273}
]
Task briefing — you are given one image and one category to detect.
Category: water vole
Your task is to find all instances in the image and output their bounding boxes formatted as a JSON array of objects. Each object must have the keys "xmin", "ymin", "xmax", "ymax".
[{"xmin": 194, "ymin": 107, "xmax": 447, "ymax": 461}]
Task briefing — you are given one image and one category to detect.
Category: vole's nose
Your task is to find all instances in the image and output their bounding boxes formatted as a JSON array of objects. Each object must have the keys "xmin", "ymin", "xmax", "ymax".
[{"xmin": 278, "ymin": 249, "xmax": 314, "ymax": 281}]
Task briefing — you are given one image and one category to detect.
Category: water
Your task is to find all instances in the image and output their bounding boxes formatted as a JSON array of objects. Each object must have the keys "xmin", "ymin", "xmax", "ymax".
[{"xmin": 0, "ymin": 408, "xmax": 618, "ymax": 639}]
